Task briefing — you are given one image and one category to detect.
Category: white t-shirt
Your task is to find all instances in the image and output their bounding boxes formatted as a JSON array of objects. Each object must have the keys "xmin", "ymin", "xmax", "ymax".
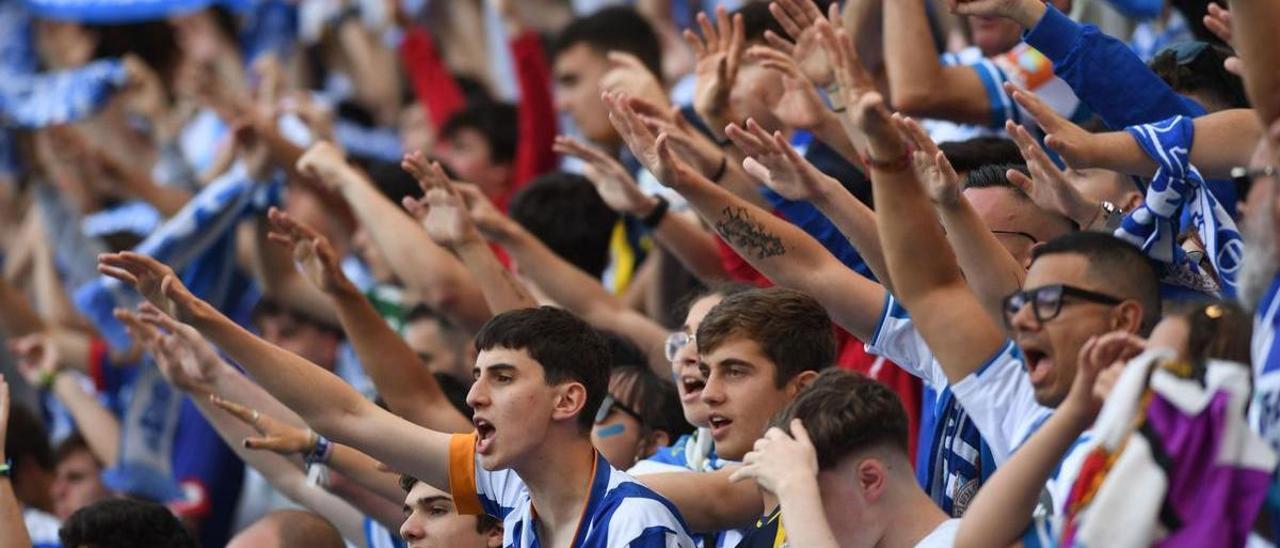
[{"xmin": 916, "ymin": 518, "xmax": 961, "ymax": 547}]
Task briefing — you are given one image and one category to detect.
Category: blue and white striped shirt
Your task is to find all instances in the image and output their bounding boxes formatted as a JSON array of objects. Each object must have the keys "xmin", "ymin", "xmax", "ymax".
[{"xmin": 449, "ymin": 434, "xmax": 694, "ymax": 548}]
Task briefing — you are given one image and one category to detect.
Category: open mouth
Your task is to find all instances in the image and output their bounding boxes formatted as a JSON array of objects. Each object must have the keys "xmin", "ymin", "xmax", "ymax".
[
  {"xmin": 707, "ymin": 415, "xmax": 732, "ymax": 438},
  {"xmin": 474, "ymin": 418, "xmax": 496, "ymax": 455},
  {"xmin": 1022, "ymin": 348, "xmax": 1053, "ymax": 387},
  {"xmin": 679, "ymin": 376, "xmax": 705, "ymax": 400}
]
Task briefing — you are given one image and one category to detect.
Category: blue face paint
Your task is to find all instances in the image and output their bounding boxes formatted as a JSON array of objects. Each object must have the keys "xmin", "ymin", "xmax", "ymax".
[{"xmin": 595, "ymin": 423, "xmax": 626, "ymax": 439}]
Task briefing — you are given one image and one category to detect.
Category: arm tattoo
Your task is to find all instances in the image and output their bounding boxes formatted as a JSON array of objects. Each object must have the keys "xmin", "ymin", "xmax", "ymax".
[{"xmin": 714, "ymin": 206, "xmax": 786, "ymax": 259}]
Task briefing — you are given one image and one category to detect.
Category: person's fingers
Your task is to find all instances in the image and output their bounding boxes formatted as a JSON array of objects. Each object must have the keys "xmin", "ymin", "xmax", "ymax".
[
  {"xmin": 745, "ymin": 119, "xmax": 778, "ymax": 151},
  {"xmin": 1224, "ymin": 56, "xmax": 1243, "ymax": 77},
  {"xmin": 606, "ymin": 51, "xmax": 647, "ymax": 72},
  {"xmin": 725, "ymin": 123, "xmax": 765, "ymax": 156},
  {"xmin": 789, "ymin": 418, "xmax": 813, "ymax": 446},
  {"xmin": 715, "ymin": 6, "xmax": 732, "ymax": 51},
  {"xmin": 1004, "ymin": 83, "xmax": 1060, "ymax": 134},
  {"xmin": 242, "ymin": 436, "xmax": 296, "ymax": 454},
  {"xmin": 210, "ymin": 395, "xmax": 263, "ymax": 430},
  {"xmin": 697, "ymin": 11, "xmax": 718, "ymax": 51},
  {"xmin": 729, "ymin": 14, "xmax": 746, "ymax": 63},
  {"xmin": 769, "ymin": 2, "xmax": 804, "ymax": 39},
  {"xmin": 98, "ymin": 263, "xmax": 140, "ymax": 286},
  {"xmin": 1007, "ymin": 168, "xmax": 1035, "ymax": 195},
  {"xmin": 762, "ymin": 31, "xmax": 795, "ymax": 55},
  {"xmin": 683, "ymin": 29, "xmax": 706, "ymax": 58},
  {"xmin": 727, "ymin": 464, "xmax": 756, "ymax": 483},
  {"xmin": 742, "ymin": 156, "xmax": 773, "ymax": 183}
]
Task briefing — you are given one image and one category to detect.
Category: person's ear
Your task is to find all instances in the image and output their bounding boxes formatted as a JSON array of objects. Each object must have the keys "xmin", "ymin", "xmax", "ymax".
[
  {"xmin": 1113, "ymin": 300, "xmax": 1145, "ymax": 334},
  {"xmin": 857, "ymin": 459, "xmax": 888, "ymax": 503},
  {"xmin": 787, "ymin": 369, "xmax": 820, "ymax": 397},
  {"xmin": 486, "ymin": 523, "xmax": 504, "ymax": 547},
  {"xmin": 552, "ymin": 382, "xmax": 589, "ymax": 425}
]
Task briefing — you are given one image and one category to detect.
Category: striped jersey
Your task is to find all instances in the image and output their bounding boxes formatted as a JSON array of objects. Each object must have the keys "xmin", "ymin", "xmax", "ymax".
[
  {"xmin": 867, "ymin": 295, "xmax": 1051, "ymax": 515},
  {"xmin": 628, "ymin": 429, "xmax": 745, "ymax": 548},
  {"xmin": 927, "ymin": 43, "xmax": 1086, "ymax": 144},
  {"xmin": 448, "ymin": 433, "xmax": 695, "ymax": 548}
]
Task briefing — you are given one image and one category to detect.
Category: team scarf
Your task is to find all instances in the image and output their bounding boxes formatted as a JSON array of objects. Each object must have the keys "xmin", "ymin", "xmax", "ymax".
[
  {"xmin": 1116, "ymin": 115, "xmax": 1243, "ymax": 298},
  {"xmin": 0, "ymin": 58, "xmax": 130, "ymax": 127},
  {"xmin": 73, "ymin": 164, "xmax": 281, "ymax": 487}
]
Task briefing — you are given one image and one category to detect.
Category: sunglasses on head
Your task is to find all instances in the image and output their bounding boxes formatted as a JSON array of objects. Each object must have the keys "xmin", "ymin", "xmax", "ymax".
[{"xmin": 1002, "ymin": 284, "xmax": 1123, "ymax": 327}]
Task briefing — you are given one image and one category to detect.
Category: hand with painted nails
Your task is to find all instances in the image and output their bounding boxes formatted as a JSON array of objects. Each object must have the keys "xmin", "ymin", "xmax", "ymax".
[
  {"xmin": 726, "ymin": 118, "xmax": 836, "ymax": 202},
  {"xmin": 212, "ymin": 395, "xmax": 315, "ymax": 456}
]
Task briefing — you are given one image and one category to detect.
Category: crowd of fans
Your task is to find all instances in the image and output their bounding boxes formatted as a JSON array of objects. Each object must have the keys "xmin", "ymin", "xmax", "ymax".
[{"xmin": 0, "ymin": 0, "xmax": 1277, "ymax": 545}]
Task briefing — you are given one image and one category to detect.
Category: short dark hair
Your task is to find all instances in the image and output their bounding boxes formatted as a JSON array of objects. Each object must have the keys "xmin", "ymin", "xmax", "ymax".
[
  {"xmin": 697, "ymin": 287, "xmax": 835, "ymax": 387},
  {"xmin": 251, "ymin": 297, "xmax": 343, "ymax": 338},
  {"xmin": 474, "ymin": 307, "xmax": 612, "ymax": 431},
  {"xmin": 6, "ymin": 401, "xmax": 54, "ymax": 473},
  {"xmin": 440, "ymin": 103, "xmax": 518, "ymax": 165},
  {"xmin": 1032, "ymin": 232, "xmax": 1162, "ymax": 333},
  {"xmin": 552, "ymin": 6, "xmax": 662, "ymax": 78},
  {"xmin": 964, "ymin": 163, "xmax": 1031, "ymax": 199},
  {"xmin": 54, "ymin": 432, "xmax": 99, "ymax": 467},
  {"xmin": 609, "ymin": 362, "xmax": 694, "ymax": 440},
  {"xmin": 734, "ymin": 2, "xmax": 786, "ymax": 43},
  {"xmin": 771, "ymin": 369, "xmax": 909, "ymax": 470},
  {"xmin": 399, "ymin": 475, "xmax": 501, "ymax": 533},
  {"xmin": 508, "ymin": 172, "xmax": 619, "ymax": 278},
  {"xmin": 435, "ymin": 372, "xmax": 474, "ymax": 420},
  {"xmin": 940, "ymin": 138, "xmax": 1024, "ymax": 174},
  {"xmin": 59, "ymin": 499, "xmax": 198, "ymax": 548},
  {"xmin": 1150, "ymin": 42, "xmax": 1248, "ymax": 111}
]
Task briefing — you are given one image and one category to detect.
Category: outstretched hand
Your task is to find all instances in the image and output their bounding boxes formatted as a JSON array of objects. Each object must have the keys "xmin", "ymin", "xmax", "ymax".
[
  {"xmin": 746, "ymin": 46, "xmax": 829, "ymax": 132},
  {"xmin": 554, "ymin": 135, "xmax": 660, "ymax": 216},
  {"xmin": 211, "ymin": 395, "xmax": 315, "ymax": 456},
  {"xmin": 10, "ymin": 333, "xmax": 60, "ymax": 389},
  {"xmin": 604, "ymin": 91, "xmax": 670, "ymax": 183},
  {"xmin": 1004, "ymin": 120, "xmax": 1097, "ymax": 228},
  {"xmin": 295, "ymin": 141, "xmax": 351, "ymax": 191},
  {"xmin": 687, "ymin": 6, "xmax": 745, "ymax": 137},
  {"xmin": 727, "ymin": 118, "xmax": 836, "ymax": 202},
  {"xmin": 1005, "ymin": 83, "xmax": 1094, "ymax": 170},
  {"xmin": 266, "ymin": 207, "xmax": 352, "ymax": 294},
  {"xmin": 401, "ymin": 151, "xmax": 485, "ymax": 247},
  {"xmin": 98, "ymin": 252, "xmax": 203, "ymax": 323},
  {"xmin": 894, "ymin": 115, "xmax": 963, "ymax": 206},
  {"xmin": 1070, "ymin": 331, "xmax": 1147, "ymax": 418},
  {"xmin": 765, "ymin": 0, "xmax": 834, "ymax": 87}
]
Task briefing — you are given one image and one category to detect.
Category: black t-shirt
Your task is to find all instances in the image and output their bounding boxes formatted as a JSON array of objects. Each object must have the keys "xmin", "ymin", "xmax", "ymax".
[{"xmin": 735, "ymin": 506, "xmax": 785, "ymax": 548}]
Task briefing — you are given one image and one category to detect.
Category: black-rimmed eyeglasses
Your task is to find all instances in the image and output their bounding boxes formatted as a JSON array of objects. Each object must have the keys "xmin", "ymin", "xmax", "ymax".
[{"xmin": 1002, "ymin": 284, "xmax": 1123, "ymax": 327}]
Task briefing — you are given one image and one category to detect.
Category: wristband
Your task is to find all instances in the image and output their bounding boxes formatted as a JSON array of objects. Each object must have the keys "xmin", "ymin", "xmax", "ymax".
[
  {"xmin": 306, "ymin": 434, "xmax": 334, "ymax": 466},
  {"xmin": 859, "ymin": 148, "xmax": 912, "ymax": 174},
  {"xmin": 640, "ymin": 196, "xmax": 670, "ymax": 229}
]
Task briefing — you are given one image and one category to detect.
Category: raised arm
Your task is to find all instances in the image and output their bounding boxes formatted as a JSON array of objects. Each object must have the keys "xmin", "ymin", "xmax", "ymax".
[
  {"xmin": 883, "ymin": 0, "xmax": 994, "ymax": 124},
  {"xmin": 400, "ymin": 153, "xmax": 538, "ymax": 316},
  {"xmin": 640, "ymin": 466, "xmax": 763, "ymax": 534},
  {"xmin": 264, "ymin": 207, "xmax": 472, "ymax": 433},
  {"xmin": 610, "ymin": 90, "xmax": 887, "ymax": 342},
  {"xmin": 1012, "ymin": 86, "xmax": 1263, "ymax": 179},
  {"xmin": 553, "ymin": 135, "xmax": 729, "ymax": 284},
  {"xmin": 98, "ymin": 252, "xmax": 456, "ymax": 495},
  {"xmin": 296, "ymin": 142, "xmax": 493, "ymax": 333},
  {"xmin": 12, "ymin": 335, "xmax": 121, "ymax": 466},
  {"xmin": 898, "ymin": 117, "xmax": 1026, "ymax": 322},
  {"xmin": 0, "ymin": 377, "xmax": 32, "ymax": 548},
  {"xmin": 842, "ymin": 27, "xmax": 1010, "ymax": 383}
]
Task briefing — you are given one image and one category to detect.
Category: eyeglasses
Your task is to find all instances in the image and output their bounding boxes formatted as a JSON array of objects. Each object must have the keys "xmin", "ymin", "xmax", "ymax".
[
  {"xmin": 991, "ymin": 230, "xmax": 1040, "ymax": 245},
  {"xmin": 665, "ymin": 331, "xmax": 694, "ymax": 362},
  {"xmin": 1231, "ymin": 166, "xmax": 1277, "ymax": 200},
  {"xmin": 1002, "ymin": 284, "xmax": 1123, "ymax": 327},
  {"xmin": 595, "ymin": 394, "xmax": 645, "ymax": 426}
]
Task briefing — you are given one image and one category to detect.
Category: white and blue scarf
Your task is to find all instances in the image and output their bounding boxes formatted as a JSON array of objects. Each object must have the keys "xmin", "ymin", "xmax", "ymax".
[{"xmin": 1116, "ymin": 115, "xmax": 1242, "ymax": 298}]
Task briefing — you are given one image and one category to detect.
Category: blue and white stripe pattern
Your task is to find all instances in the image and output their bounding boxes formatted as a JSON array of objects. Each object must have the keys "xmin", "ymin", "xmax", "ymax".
[
  {"xmin": 467, "ymin": 451, "xmax": 694, "ymax": 547},
  {"xmin": 0, "ymin": 58, "xmax": 129, "ymax": 128},
  {"xmin": 1117, "ymin": 115, "xmax": 1242, "ymax": 298},
  {"xmin": 1252, "ymin": 276, "xmax": 1280, "ymax": 453}
]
